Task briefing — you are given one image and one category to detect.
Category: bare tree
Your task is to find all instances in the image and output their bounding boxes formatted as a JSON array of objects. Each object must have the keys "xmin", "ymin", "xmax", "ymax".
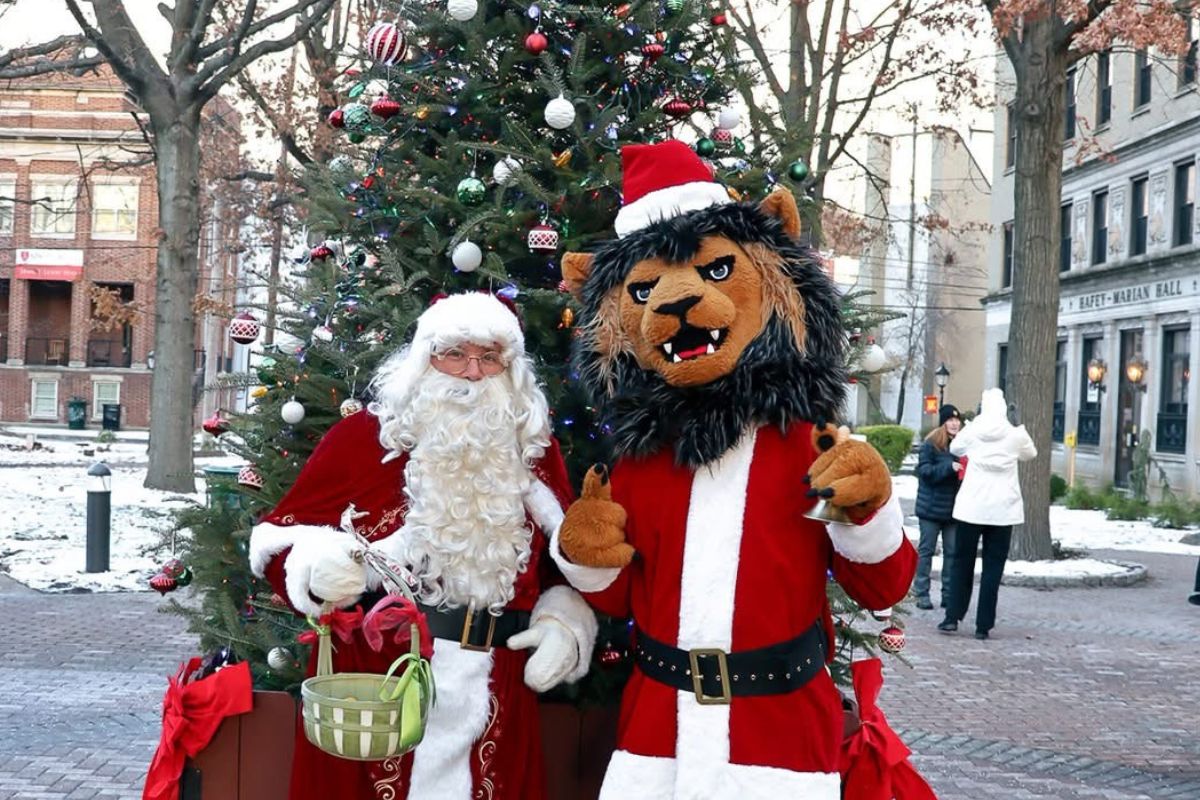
[
  {"xmin": 985, "ymin": 0, "xmax": 1190, "ymax": 559},
  {"xmin": 0, "ymin": 0, "xmax": 336, "ymax": 492}
]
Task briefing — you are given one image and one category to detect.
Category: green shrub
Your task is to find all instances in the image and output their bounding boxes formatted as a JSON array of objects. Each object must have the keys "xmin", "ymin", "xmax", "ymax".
[
  {"xmin": 1105, "ymin": 494, "xmax": 1150, "ymax": 521},
  {"xmin": 1050, "ymin": 474, "xmax": 1068, "ymax": 503},
  {"xmin": 1151, "ymin": 495, "xmax": 1200, "ymax": 529},
  {"xmin": 96, "ymin": 430, "xmax": 117, "ymax": 445},
  {"xmin": 1064, "ymin": 484, "xmax": 1101, "ymax": 510},
  {"xmin": 858, "ymin": 425, "xmax": 915, "ymax": 474}
]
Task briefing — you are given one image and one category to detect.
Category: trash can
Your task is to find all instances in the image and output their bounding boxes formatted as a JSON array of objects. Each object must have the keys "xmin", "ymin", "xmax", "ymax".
[
  {"xmin": 67, "ymin": 397, "xmax": 87, "ymax": 430},
  {"xmin": 202, "ymin": 465, "xmax": 243, "ymax": 512},
  {"xmin": 101, "ymin": 403, "xmax": 122, "ymax": 431}
]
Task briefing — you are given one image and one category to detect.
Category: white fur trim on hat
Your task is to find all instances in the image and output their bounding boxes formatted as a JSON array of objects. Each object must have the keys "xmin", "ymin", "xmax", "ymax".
[
  {"xmin": 412, "ymin": 292, "xmax": 524, "ymax": 356},
  {"xmin": 614, "ymin": 180, "xmax": 731, "ymax": 238}
]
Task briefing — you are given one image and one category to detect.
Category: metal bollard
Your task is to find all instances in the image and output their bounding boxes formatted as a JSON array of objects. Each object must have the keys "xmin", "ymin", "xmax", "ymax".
[{"xmin": 86, "ymin": 462, "xmax": 112, "ymax": 573}]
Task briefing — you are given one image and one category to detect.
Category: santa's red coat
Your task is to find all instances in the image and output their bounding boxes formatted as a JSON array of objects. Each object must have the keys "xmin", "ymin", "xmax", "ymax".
[
  {"xmin": 552, "ymin": 421, "xmax": 916, "ymax": 799},
  {"xmin": 250, "ymin": 410, "xmax": 578, "ymax": 800}
]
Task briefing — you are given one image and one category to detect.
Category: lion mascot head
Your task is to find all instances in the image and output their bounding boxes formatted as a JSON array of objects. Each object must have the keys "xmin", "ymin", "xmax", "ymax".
[{"xmin": 563, "ymin": 140, "xmax": 848, "ymax": 467}]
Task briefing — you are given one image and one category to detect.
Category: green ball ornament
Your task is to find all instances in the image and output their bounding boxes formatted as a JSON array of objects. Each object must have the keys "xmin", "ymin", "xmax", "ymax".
[
  {"xmin": 256, "ymin": 356, "xmax": 277, "ymax": 385},
  {"xmin": 456, "ymin": 176, "xmax": 487, "ymax": 205},
  {"xmin": 348, "ymin": 132, "xmax": 366, "ymax": 144},
  {"xmin": 174, "ymin": 567, "xmax": 194, "ymax": 588},
  {"xmin": 788, "ymin": 160, "xmax": 809, "ymax": 181},
  {"xmin": 341, "ymin": 103, "xmax": 371, "ymax": 133},
  {"xmin": 695, "ymin": 138, "xmax": 716, "ymax": 158},
  {"xmin": 666, "ymin": 0, "xmax": 686, "ymax": 14},
  {"xmin": 733, "ymin": 137, "xmax": 746, "ymax": 155}
]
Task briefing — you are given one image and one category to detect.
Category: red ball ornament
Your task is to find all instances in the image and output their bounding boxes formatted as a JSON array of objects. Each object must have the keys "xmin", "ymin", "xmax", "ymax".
[
  {"xmin": 150, "ymin": 573, "xmax": 177, "ymax": 595},
  {"xmin": 556, "ymin": 279, "xmax": 570, "ymax": 293},
  {"xmin": 327, "ymin": 108, "xmax": 345, "ymax": 128},
  {"xmin": 238, "ymin": 465, "xmax": 264, "ymax": 490},
  {"xmin": 524, "ymin": 31, "xmax": 549, "ymax": 55},
  {"xmin": 599, "ymin": 646, "xmax": 624, "ymax": 667},
  {"xmin": 162, "ymin": 558, "xmax": 186, "ymax": 579},
  {"xmin": 878, "ymin": 625, "xmax": 906, "ymax": 654},
  {"xmin": 365, "ymin": 21, "xmax": 407, "ymax": 65},
  {"xmin": 202, "ymin": 412, "xmax": 229, "ymax": 436},
  {"xmin": 228, "ymin": 311, "xmax": 260, "ymax": 345},
  {"xmin": 712, "ymin": 127, "xmax": 734, "ymax": 148},
  {"xmin": 370, "ymin": 97, "xmax": 401, "ymax": 120},
  {"xmin": 310, "ymin": 244, "xmax": 335, "ymax": 260},
  {"xmin": 641, "ymin": 42, "xmax": 665, "ymax": 63},
  {"xmin": 663, "ymin": 97, "xmax": 693, "ymax": 117},
  {"xmin": 527, "ymin": 223, "xmax": 560, "ymax": 252},
  {"xmin": 710, "ymin": 12, "xmax": 728, "ymax": 26}
]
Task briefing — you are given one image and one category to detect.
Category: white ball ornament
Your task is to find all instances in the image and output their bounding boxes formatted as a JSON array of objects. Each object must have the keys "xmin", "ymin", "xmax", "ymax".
[
  {"xmin": 447, "ymin": 0, "xmax": 478, "ymax": 22},
  {"xmin": 451, "ymin": 241, "xmax": 483, "ymax": 272},
  {"xmin": 717, "ymin": 107, "xmax": 741, "ymax": 130},
  {"xmin": 544, "ymin": 95, "xmax": 576, "ymax": 130},
  {"xmin": 492, "ymin": 156, "xmax": 522, "ymax": 186},
  {"xmin": 267, "ymin": 647, "xmax": 293, "ymax": 671},
  {"xmin": 281, "ymin": 400, "xmax": 306, "ymax": 425}
]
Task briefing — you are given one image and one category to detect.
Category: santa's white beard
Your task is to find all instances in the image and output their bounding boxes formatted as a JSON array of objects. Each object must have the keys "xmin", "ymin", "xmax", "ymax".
[{"xmin": 391, "ymin": 370, "xmax": 533, "ymax": 612}]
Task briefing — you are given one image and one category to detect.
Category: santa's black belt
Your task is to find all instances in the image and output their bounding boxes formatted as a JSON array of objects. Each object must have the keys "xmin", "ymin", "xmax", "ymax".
[
  {"xmin": 418, "ymin": 602, "xmax": 530, "ymax": 651},
  {"xmin": 633, "ymin": 622, "xmax": 827, "ymax": 705}
]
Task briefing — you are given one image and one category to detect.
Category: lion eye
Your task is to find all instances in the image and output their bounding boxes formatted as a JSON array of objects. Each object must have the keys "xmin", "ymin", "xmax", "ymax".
[
  {"xmin": 700, "ymin": 257, "xmax": 733, "ymax": 282},
  {"xmin": 628, "ymin": 282, "xmax": 656, "ymax": 304}
]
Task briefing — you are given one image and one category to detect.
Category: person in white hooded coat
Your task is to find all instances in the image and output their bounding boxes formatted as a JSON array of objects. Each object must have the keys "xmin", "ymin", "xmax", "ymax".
[{"xmin": 938, "ymin": 388, "xmax": 1036, "ymax": 639}]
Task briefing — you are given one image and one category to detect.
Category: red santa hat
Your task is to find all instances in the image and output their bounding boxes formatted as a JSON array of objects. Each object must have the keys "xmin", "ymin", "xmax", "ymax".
[
  {"xmin": 413, "ymin": 291, "xmax": 525, "ymax": 356},
  {"xmin": 613, "ymin": 140, "xmax": 731, "ymax": 238}
]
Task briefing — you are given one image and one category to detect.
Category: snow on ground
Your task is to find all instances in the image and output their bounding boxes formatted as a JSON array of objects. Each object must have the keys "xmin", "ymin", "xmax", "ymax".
[{"xmin": 0, "ymin": 429, "xmax": 242, "ymax": 592}]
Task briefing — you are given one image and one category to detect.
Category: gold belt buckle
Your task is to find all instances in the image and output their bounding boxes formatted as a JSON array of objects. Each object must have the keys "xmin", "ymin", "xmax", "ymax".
[
  {"xmin": 460, "ymin": 606, "xmax": 497, "ymax": 652},
  {"xmin": 687, "ymin": 648, "xmax": 732, "ymax": 705}
]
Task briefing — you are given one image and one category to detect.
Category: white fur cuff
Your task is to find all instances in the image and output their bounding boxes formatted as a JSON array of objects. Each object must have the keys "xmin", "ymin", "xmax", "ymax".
[
  {"xmin": 548, "ymin": 526, "xmax": 622, "ymax": 593},
  {"xmin": 524, "ymin": 480, "xmax": 565, "ymax": 535},
  {"xmin": 249, "ymin": 521, "xmax": 336, "ymax": 578},
  {"xmin": 529, "ymin": 585, "xmax": 598, "ymax": 684},
  {"xmin": 826, "ymin": 494, "xmax": 904, "ymax": 564}
]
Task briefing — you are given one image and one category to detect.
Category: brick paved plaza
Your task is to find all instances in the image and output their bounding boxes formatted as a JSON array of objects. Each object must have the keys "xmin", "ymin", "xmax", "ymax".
[{"xmin": 1, "ymin": 549, "xmax": 1198, "ymax": 799}]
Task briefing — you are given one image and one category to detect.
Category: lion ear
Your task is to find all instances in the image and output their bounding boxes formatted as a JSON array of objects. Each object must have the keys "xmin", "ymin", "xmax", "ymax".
[
  {"xmin": 760, "ymin": 189, "xmax": 802, "ymax": 239},
  {"xmin": 561, "ymin": 251, "xmax": 595, "ymax": 299}
]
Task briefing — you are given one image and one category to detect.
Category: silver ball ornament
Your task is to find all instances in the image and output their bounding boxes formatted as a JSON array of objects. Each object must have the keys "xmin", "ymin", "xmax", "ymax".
[
  {"xmin": 281, "ymin": 400, "xmax": 306, "ymax": 425},
  {"xmin": 451, "ymin": 241, "xmax": 483, "ymax": 272},
  {"xmin": 267, "ymin": 647, "xmax": 293, "ymax": 671}
]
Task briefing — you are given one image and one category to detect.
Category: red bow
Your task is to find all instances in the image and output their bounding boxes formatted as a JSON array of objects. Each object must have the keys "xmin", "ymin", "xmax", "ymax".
[
  {"xmin": 297, "ymin": 606, "xmax": 364, "ymax": 647},
  {"xmin": 362, "ymin": 595, "xmax": 434, "ymax": 659},
  {"xmin": 840, "ymin": 658, "xmax": 937, "ymax": 800},
  {"xmin": 142, "ymin": 659, "xmax": 252, "ymax": 800}
]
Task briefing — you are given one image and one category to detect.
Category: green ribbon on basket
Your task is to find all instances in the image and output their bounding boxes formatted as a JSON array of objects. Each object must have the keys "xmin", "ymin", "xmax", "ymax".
[{"xmin": 379, "ymin": 626, "xmax": 435, "ymax": 751}]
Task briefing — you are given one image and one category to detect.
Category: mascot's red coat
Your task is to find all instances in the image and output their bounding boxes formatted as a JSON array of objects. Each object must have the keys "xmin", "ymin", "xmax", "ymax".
[
  {"xmin": 552, "ymin": 422, "xmax": 916, "ymax": 799},
  {"xmin": 250, "ymin": 410, "xmax": 578, "ymax": 800}
]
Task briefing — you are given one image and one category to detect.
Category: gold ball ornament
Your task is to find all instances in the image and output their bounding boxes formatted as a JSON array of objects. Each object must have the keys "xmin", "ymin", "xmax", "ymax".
[
  {"xmin": 340, "ymin": 397, "xmax": 364, "ymax": 417},
  {"xmin": 250, "ymin": 385, "xmax": 269, "ymax": 399},
  {"xmin": 553, "ymin": 149, "xmax": 572, "ymax": 168},
  {"xmin": 558, "ymin": 307, "xmax": 575, "ymax": 328}
]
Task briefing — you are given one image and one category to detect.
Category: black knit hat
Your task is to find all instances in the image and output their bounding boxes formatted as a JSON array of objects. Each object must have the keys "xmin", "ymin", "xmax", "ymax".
[{"xmin": 939, "ymin": 404, "xmax": 961, "ymax": 427}]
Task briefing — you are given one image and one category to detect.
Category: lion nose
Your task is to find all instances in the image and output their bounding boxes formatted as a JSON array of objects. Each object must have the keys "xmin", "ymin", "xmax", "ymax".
[{"xmin": 653, "ymin": 295, "xmax": 701, "ymax": 317}]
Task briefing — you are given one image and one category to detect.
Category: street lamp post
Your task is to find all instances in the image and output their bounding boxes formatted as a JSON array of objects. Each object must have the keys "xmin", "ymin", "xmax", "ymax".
[
  {"xmin": 86, "ymin": 462, "xmax": 112, "ymax": 573},
  {"xmin": 935, "ymin": 362, "xmax": 950, "ymax": 407}
]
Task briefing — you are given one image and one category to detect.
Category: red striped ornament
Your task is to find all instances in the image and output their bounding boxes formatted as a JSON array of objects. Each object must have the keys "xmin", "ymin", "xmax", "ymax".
[{"xmin": 365, "ymin": 22, "xmax": 407, "ymax": 66}]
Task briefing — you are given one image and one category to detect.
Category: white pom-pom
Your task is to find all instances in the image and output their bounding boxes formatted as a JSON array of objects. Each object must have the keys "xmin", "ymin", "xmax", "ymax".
[
  {"xmin": 281, "ymin": 400, "xmax": 306, "ymax": 425},
  {"xmin": 492, "ymin": 156, "xmax": 522, "ymax": 186},
  {"xmin": 451, "ymin": 241, "xmax": 483, "ymax": 272},
  {"xmin": 717, "ymin": 107, "xmax": 741, "ymax": 130},
  {"xmin": 447, "ymin": 0, "xmax": 478, "ymax": 21},
  {"xmin": 544, "ymin": 95, "xmax": 576, "ymax": 130}
]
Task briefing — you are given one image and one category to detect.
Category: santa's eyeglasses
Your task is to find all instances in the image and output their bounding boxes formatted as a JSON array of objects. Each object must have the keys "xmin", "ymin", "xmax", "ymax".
[{"xmin": 432, "ymin": 346, "xmax": 508, "ymax": 376}]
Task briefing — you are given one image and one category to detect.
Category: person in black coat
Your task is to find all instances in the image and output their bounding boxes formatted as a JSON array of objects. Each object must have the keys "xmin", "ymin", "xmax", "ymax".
[{"xmin": 912, "ymin": 404, "xmax": 964, "ymax": 610}]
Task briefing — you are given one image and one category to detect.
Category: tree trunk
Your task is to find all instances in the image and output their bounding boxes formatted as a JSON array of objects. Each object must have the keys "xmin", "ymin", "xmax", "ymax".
[
  {"xmin": 145, "ymin": 107, "xmax": 203, "ymax": 492},
  {"xmin": 1007, "ymin": 27, "xmax": 1069, "ymax": 561}
]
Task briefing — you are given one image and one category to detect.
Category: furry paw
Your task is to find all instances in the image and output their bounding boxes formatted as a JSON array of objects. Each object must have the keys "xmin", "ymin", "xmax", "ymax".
[
  {"xmin": 806, "ymin": 424, "xmax": 892, "ymax": 524},
  {"xmin": 558, "ymin": 465, "xmax": 635, "ymax": 569}
]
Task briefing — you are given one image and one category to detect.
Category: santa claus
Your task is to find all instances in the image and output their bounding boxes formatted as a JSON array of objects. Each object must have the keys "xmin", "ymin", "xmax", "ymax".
[{"xmin": 249, "ymin": 292, "xmax": 596, "ymax": 800}]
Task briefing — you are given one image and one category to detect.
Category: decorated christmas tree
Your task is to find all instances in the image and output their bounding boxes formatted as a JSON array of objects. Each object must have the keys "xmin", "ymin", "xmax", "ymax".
[{"xmin": 166, "ymin": 0, "xmax": 906, "ymax": 699}]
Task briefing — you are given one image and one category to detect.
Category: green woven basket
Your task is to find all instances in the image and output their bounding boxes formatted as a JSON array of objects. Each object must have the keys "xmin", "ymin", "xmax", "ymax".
[{"xmin": 300, "ymin": 619, "xmax": 434, "ymax": 762}]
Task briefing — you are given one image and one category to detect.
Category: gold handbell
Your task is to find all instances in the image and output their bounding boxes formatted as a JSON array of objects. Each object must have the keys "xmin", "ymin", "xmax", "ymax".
[{"xmin": 804, "ymin": 498, "xmax": 854, "ymax": 524}]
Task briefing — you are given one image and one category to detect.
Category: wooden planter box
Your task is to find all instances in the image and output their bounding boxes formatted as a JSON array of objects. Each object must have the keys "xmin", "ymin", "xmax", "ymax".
[{"xmin": 182, "ymin": 691, "xmax": 618, "ymax": 800}]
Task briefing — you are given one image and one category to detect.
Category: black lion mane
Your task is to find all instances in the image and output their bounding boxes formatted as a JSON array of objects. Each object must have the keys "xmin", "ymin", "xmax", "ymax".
[{"xmin": 573, "ymin": 200, "xmax": 848, "ymax": 467}]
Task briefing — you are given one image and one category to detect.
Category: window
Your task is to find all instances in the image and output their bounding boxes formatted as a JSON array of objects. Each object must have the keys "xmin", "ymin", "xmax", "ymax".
[
  {"xmin": 1078, "ymin": 336, "xmax": 1103, "ymax": 446},
  {"xmin": 1181, "ymin": 16, "xmax": 1197, "ymax": 88},
  {"xmin": 1096, "ymin": 51, "xmax": 1112, "ymax": 126},
  {"xmin": 1060, "ymin": 203, "xmax": 1073, "ymax": 272},
  {"xmin": 1005, "ymin": 104, "xmax": 1017, "ymax": 169},
  {"xmin": 0, "ymin": 179, "xmax": 13, "ymax": 235},
  {"xmin": 31, "ymin": 379, "xmax": 58, "ymax": 419},
  {"xmin": 1002, "ymin": 221, "xmax": 1014, "ymax": 288},
  {"xmin": 1065, "ymin": 68, "xmax": 1077, "ymax": 140},
  {"xmin": 1175, "ymin": 161, "xmax": 1195, "ymax": 247},
  {"xmin": 91, "ymin": 183, "xmax": 139, "ymax": 238},
  {"xmin": 1052, "ymin": 340, "xmax": 1067, "ymax": 442},
  {"xmin": 92, "ymin": 381, "xmax": 120, "ymax": 420},
  {"xmin": 997, "ymin": 344, "xmax": 1009, "ymax": 396},
  {"xmin": 1092, "ymin": 190, "xmax": 1108, "ymax": 265},
  {"xmin": 1134, "ymin": 49, "xmax": 1152, "ymax": 108},
  {"xmin": 30, "ymin": 180, "xmax": 77, "ymax": 236},
  {"xmin": 1131, "ymin": 176, "xmax": 1149, "ymax": 256},
  {"xmin": 1158, "ymin": 327, "xmax": 1189, "ymax": 454}
]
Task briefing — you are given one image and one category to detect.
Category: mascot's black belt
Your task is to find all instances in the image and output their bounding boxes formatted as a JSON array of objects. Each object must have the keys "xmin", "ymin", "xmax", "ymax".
[
  {"xmin": 418, "ymin": 602, "xmax": 530, "ymax": 651},
  {"xmin": 634, "ymin": 622, "xmax": 827, "ymax": 705}
]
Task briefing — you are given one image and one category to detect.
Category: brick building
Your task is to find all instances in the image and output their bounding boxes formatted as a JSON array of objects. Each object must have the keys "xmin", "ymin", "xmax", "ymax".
[{"xmin": 0, "ymin": 64, "xmax": 242, "ymax": 429}]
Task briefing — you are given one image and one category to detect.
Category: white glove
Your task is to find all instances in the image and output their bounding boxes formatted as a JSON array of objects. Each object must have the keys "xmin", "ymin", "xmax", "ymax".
[
  {"xmin": 283, "ymin": 528, "xmax": 368, "ymax": 615},
  {"xmin": 508, "ymin": 619, "xmax": 580, "ymax": 692}
]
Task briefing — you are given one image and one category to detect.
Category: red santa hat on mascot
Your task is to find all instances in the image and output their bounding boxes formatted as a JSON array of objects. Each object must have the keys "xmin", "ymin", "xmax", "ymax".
[{"xmin": 614, "ymin": 139, "xmax": 731, "ymax": 238}]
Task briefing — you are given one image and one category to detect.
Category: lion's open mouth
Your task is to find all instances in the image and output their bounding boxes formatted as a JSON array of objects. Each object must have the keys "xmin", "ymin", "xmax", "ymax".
[{"xmin": 659, "ymin": 324, "xmax": 728, "ymax": 362}]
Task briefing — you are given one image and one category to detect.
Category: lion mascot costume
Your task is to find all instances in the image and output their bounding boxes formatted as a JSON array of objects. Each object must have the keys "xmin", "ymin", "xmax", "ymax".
[{"xmin": 548, "ymin": 140, "xmax": 919, "ymax": 799}]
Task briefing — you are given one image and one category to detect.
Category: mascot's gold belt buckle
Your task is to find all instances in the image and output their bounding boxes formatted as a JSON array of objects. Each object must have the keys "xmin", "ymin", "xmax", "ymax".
[
  {"xmin": 688, "ymin": 648, "xmax": 732, "ymax": 705},
  {"xmin": 460, "ymin": 606, "xmax": 497, "ymax": 652}
]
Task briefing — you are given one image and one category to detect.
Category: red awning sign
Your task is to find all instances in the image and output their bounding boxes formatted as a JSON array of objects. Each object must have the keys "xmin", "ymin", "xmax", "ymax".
[{"xmin": 15, "ymin": 249, "xmax": 84, "ymax": 281}]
